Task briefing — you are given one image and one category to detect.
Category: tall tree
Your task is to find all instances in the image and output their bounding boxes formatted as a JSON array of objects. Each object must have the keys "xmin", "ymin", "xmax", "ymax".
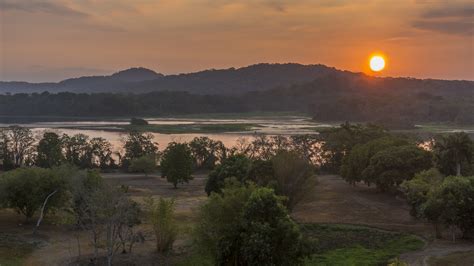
[
  {"xmin": 123, "ymin": 131, "xmax": 158, "ymax": 168},
  {"xmin": 320, "ymin": 123, "xmax": 387, "ymax": 173},
  {"xmin": 90, "ymin": 137, "xmax": 115, "ymax": 169},
  {"xmin": 62, "ymin": 133, "xmax": 93, "ymax": 168},
  {"xmin": 362, "ymin": 145, "xmax": 433, "ymax": 191},
  {"xmin": 340, "ymin": 136, "xmax": 410, "ymax": 185},
  {"xmin": 0, "ymin": 129, "xmax": 14, "ymax": 170},
  {"xmin": 189, "ymin": 136, "xmax": 227, "ymax": 170},
  {"xmin": 434, "ymin": 132, "xmax": 473, "ymax": 176},
  {"xmin": 37, "ymin": 132, "xmax": 64, "ymax": 168},
  {"xmin": 271, "ymin": 151, "xmax": 317, "ymax": 210},
  {"xmin": 4, "ymin": 126, "xmax": 35, "ymax": 167}
]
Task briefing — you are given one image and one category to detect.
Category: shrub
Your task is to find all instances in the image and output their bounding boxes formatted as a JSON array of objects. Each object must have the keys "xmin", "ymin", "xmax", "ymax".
[
  {"xmin": 0, "ymin": 167, "xmax": 68, "ymax": 221},
  {"xmin": 129, "ymin": 155, "xmax": 156, "ymax": 176},
  {"xmin": 145, "ymin": 197, "xmax": 177, "ymax": 253}
]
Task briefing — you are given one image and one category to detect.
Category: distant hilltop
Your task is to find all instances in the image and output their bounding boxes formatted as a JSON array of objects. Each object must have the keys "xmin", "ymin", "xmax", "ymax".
[{"xmin": 0, "ymin": 63, "xmax": 472, "ymax": 96}]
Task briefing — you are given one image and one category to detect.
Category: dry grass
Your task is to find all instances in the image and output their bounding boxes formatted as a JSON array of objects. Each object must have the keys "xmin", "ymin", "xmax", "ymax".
[{"xmin": 1, "ymin": 173, "xmax": 471, "ymax": 265}]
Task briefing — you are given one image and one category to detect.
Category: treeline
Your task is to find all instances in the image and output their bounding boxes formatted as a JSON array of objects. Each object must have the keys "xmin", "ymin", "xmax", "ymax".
[
  {"xmin": 1, "ymin": 75, "xmax": 473, "ymax": 125},
  {"xmin": 0, "ymin": 126, "xmax": 321, "ymax": 172}
]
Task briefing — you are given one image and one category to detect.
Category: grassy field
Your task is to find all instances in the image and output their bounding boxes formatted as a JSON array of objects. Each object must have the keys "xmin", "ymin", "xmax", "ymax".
[
  {"xmin": 428, "ymin": 251, "xmax": 474, "ymax": 266},
  {"xmin": 302, "ymin": 224, "xmax": 424, "ymax": 265},
  {"xmin": 0, "ymin": 234, "xmax": 41, "ymax": 266},
  {"xmin": 176, "ymin": 223, "xmax": 424, "ymax": 266}
]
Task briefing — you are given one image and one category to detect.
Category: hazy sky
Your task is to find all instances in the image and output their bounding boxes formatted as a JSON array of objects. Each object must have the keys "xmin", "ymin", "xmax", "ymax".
[{"xmin": 1, "ymin": 0, "xmax": 473, "ymax": 82}]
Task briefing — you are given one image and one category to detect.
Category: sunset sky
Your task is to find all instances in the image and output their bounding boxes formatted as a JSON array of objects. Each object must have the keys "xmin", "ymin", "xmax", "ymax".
[{"xmin": 0, "ymin": 0, "xmax": 473, "ymax": 82}]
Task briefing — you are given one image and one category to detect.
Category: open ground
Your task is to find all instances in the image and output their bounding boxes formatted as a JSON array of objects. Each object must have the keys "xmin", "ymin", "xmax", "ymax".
[{"xmin": 0, "ymin": 173, "xmax": 472, "ymax": 265}]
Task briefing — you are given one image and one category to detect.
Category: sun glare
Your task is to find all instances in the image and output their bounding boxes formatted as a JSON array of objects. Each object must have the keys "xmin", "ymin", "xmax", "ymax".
[{"xmin": 369, "ymin": 55, "xmax": 385, "ymax": 72}]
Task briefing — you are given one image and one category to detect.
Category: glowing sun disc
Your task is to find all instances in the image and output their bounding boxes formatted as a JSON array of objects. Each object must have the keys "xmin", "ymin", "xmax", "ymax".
[{"xmin": 370, "ymin": 56, "xmax": 385, "ymax": 72}]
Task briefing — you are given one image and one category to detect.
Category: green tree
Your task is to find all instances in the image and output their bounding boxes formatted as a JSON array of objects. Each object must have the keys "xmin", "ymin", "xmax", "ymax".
[
  {"xmin": 363, "ymin": 145, "xmax": 432, "ymax": 191},
  {"xmin": 246, "ymin": 159, "xmax": 275, "ymax": 187},
  {"xmin": 62, "ymin": 133, "xmax": 93, "ymax": 168},
  {"xmin": 401, "ymin": 168, "xmax": 444, "ymax": 218},
  {"xmin": 0, "ymin": 167, "xmax": 68, "ymax": 221},
  {"xmin": 160, "ymin": 142, "xmax": 193, "ymax": 188},
  {"xmin": 321, "ymin": 123, "xmax": 387, "ymax": 173},
  {"xmin": 123, "ymin": 131, "xmax": 158, "ymax": 168},
  {"xmin": 271, "ymin": 151, "xmax": 317, "ymax": 210},
  {"xmin": 37, "ymin": 132, "xmax": 64, "ymax": 168},
  {"xmin": 129, "ymin": 155, "xmax": 156, "ymax": 176},
  {"xmin": 341, "ymin": 136, "xmax": 410, "ymax": 185},
  {"xmin": 434, "ymin": 132, "xmax": 473, "ymax": 176},
  {"xmin": 189, "ymin": 136, "xmax": 227, "ymax": 170},
  {"xmin": 195, "ymin": 181, "xmax": 308, "ymax": 265},
  {"xmin": 401, "ymin": 168, "xmax": 444, "ymax": 238},
  {"xmin": 239, "ymin": 188, "xmax": 307, "ymax": 265},
  {"xmin": 423, "ymin": 175, "xmax": 474, "ymax": 239},
  {"xmin": 90, "ymin": 137, "xmax": 115, "ymax": 169},
  {"xmin": 205, "ymin": 154, "xmax": 251, "ymax": 195}
]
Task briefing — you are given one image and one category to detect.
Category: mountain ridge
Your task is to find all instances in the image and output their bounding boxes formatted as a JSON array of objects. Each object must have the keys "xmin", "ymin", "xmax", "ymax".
[{"xmin": 0, "ymin": 63, "xmax": 473, "ymax": 95}]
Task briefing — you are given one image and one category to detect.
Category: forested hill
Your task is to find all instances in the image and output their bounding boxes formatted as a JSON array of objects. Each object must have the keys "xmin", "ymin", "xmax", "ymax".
[
  {"xmin": 1, "ymin": 63, "xmax": 472, "ymax": 96},
  {"xmin": 1, "ymin": 63, "xmax": 473, "ymax": 125},
  {"xmin": 0, "ymin": 72, "xmax": 473, "ymax": 125},
  {"xmin": 0, "ymin": 63, "xmax": 340, "ymax": 94}
]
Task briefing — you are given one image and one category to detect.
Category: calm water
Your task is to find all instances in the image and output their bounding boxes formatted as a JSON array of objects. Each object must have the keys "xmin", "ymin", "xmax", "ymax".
[{"xmin": 4, "ymin": 116, "xmax": 329, "ymax": 152}]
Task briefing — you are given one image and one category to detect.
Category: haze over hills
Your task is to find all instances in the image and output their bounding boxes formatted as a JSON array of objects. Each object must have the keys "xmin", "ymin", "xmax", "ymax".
[
  {"xmin": 1, "ymin": 63, "xmax": 473, "ymax": 125},
  {"xmin": 3, "ymin": 63, "xmax": 472, "ymax": 96},
  {"xmin": 0, "ymin": 63, "xmax": 340, "ymax": 94}
]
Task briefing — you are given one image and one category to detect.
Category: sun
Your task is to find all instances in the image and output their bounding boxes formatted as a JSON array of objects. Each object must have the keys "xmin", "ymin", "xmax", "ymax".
[{"xmin": 369, "ymin": 55, "xmax": 385, "ymax": 72}]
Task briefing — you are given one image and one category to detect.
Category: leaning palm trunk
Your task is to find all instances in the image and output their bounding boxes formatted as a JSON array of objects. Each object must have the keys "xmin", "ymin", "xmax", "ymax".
[
  {"xmin": 456, "ymin": 162, "xmax": 461, "ymax": 176},
  {"xmin": 33, "ymin": 189, "xmax": 58, "ymax": 235}
]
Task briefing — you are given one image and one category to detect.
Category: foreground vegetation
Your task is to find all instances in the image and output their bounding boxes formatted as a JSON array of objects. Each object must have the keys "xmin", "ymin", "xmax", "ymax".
[
  {"xmin": 302, "ymin": 224, "xmax": 424, "ymax": 265},
  {"xmin": 0, "ymin": 122, "xmax": 473, "ymax": 265}
]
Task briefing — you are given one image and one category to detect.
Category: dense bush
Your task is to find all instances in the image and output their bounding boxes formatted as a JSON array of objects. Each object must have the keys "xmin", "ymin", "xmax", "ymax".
[
  {"xmin": 129, "ymin": 155, "xmax": 156, "ymax": 176},
  {"xmin": 0, "ymin": 167, "xmax": 68, "ymax": 221},
  {"xmin": 205, "ymin": 154, "xmax": 252, "ymax": 195},
  {"xmin": 196, "ymin": 181, "xmax": 309, "ymax": 265}
]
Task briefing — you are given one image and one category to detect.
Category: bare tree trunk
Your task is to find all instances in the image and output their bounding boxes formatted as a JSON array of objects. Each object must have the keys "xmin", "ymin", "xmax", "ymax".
[
  {"xmin": 452, "ymin": 226, "xmax": 456, "ymax": 242},
  {"xmin": 93, "ymin": 230, "xmax": 99, "ymax": 261},
  {"xmin": 75, "ymin": 233, "xmax": 82, "ymax": 258},
  {"xmin": 456, "ymin": 162, "xmax": 461, "ymax": 176},
  {"xmin": 33, "ymin": 189, "xmax": 58, "ymax": 235}
]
